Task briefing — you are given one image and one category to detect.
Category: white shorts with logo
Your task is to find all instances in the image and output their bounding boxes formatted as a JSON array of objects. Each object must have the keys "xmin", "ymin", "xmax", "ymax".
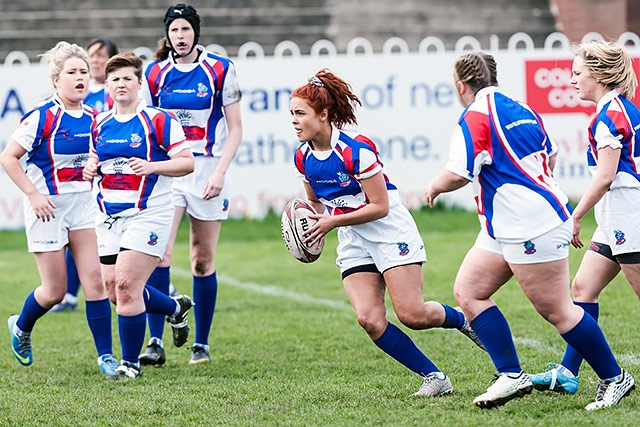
[
  {"xmin": 24, "ymin": 191, "xmax": 97, "ymax": 253},
  {"xmin": 336, "ymin": 204, "xmax": 427, "ymax": 274},
  {"xmin": 595, "ymin": 187, "xmax": 640, "ymax": 256},
  {"xmin": 172, "ymin": 156, "xmax": 231, "ymax": 221},
  {"xmin": 474, "ymin": 219, "xmax": 572, "ymax": 264},
  {"xmin": 95, "ymin": 204, "xmax": 175, "ymax": 259}
]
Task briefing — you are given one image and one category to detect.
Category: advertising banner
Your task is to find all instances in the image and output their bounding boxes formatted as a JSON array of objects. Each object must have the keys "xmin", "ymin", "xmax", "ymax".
[{"xmin": 1, "ymin": 49, "xmax": 638, "ymax": 229}]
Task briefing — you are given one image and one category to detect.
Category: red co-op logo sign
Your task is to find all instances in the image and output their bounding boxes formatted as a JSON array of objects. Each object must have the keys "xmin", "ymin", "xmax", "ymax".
[{"xmin": 525, "ymin": 58, "xmax": 640, "ymax": 115}]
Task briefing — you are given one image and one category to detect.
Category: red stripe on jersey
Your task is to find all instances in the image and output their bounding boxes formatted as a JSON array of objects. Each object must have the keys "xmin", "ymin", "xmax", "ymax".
[
  {"xmin": 56, "ymin": 167, "xmax": 84, "ymax": 183},
  {"xmin": 183, "ymin": 126, "xmax": 206, "ymax": 141},
  {"xmin": 43, "ymin": 109, "xmax": 61, "ymax": 193},
  {"xmin": 147, "ymin": 62, "xmax": 171, "ymax": 95},
  {"xmin": 294, "ymin": 147, "xmax": 307, "ymax": 175},
  {"xmin": 608, "ymin": 101, "xmax": 637, "ymax": 173},
  {"xmin": 339, "ymin": 144, "xmax": 355, "ymax": 174},
  {"xmin": 102, "ymin": 173, "xmax": 142, "ymax": 191},
  {"xmin": 211, "ymin": 61, "xmax": 226, "ymax": 91}
]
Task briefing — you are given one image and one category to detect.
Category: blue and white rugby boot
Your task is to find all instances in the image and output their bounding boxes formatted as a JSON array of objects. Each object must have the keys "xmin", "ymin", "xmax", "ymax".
[
  {"xmin": 529, "ymin": 363, "xmax": 579, "ymax": 394},
  {"xmin": 8, "ymin": 315, "xmax": 32, "ymax": 366}
]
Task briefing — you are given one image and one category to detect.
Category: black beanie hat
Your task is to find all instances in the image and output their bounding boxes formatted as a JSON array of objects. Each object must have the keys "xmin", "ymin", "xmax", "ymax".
[{"xmin": 164, "ymin": 4, "xmax": 201, "ymax": 47}]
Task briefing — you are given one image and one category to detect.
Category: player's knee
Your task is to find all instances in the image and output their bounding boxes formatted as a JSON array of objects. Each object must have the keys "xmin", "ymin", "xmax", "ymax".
[
  {"xmin": 192, "ymin": 255, "xmax": 214, "ymax": 276},
  {"xmin": 396, "ymin": 311, "xmax": 426, "ymax": 330},
  {"xmin": 355, "ymin": 313, "xmax": 384, "ymax": 337}
]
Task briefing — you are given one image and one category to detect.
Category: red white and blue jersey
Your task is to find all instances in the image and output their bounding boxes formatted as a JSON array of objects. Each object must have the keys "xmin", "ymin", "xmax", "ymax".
[
  {"xmin": 10, "ymin": 95, "xmax": 95, "ymax": 195},
  {"xmin": 143, "ymin": 47, "xmax": 241, "ymax": 157},
  {"xmin": 293, "ymin": 127, "xmax": 398, "ymax": 216},
  {"xmin": 90, "ymin": 101, "xmax": 188, "ymax": 217},
  {"xmin": 446, "ymin": 87, "xmax": 572, "ymax": 242},
  {"xmin": 586, "ymin": 89, "xmax": 640, "ymax": 189},
  {"xmin": 84, "ymin": 81, "xmax": 113, "ymax": 113}
]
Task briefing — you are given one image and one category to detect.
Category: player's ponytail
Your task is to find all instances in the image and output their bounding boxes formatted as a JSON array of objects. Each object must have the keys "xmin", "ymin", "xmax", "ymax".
[
  {"xmin": 292, "ymin": 69, "xmax": 362, "ymax": 129},
  {"xmin": 454, "ymin": 52, "xmax": 494, "ymax": 94},
  {"xmin": 153, "ymin": 37, "xmax": 172, "ymax": 61}
]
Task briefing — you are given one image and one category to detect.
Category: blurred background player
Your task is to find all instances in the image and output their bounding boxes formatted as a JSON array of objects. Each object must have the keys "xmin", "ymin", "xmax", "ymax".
[
  {"xmin": 291, "ymin": 69, "xmax": 485, "ymax": 397},
  {"xmin": 83, "ymin": 51, "xmax": 195, "ymax": 379},
  {"xmin": 140, "ymin": 3, "xmax": 243, "ymax": 365},
  {"xmin": 0, "ymin": 41, "xmax": 117, "ymax": 375},
  {"xmin": 51, "ymin": 38, "xmax": 119, "ymax": 313},
  {"xmin": 529, "ymin": 40, "xmax": 640, "ymax": 399},
  {"xmin": 424, "ymin": 51, "xmax": 634, "ymax": 410}
]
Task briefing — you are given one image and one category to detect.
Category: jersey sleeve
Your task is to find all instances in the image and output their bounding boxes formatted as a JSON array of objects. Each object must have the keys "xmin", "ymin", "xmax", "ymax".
[
  {"xmin": 445, "ymin": 124, "xmax": 490, "ymax": 181},
  {"xmin": 166, "ymin": 115, "xmax": 190, "ymax": 157},
  {"xmin": 353, "ymin": 147, "xmax": 382, "ymax": 180},
  {"xmin": 10, "ymin": 109, "xmax": 40, "ymax": 152},
  {"xmin": 594, "ymin": 120, "xmax": 624, "ymax": 150},
  {"xmin": 222, "ymin": 61, "xmax": 242, "ymax": 106}
]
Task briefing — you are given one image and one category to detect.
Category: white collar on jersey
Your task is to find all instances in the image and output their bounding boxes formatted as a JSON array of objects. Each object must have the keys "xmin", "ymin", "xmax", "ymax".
[{"xmin": 596, "ymin": 89, "xmax": 620, "ymax": 114}]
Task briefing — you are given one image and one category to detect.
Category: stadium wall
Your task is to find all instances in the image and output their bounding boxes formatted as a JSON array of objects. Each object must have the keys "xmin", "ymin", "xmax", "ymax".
[{"xmin": 0, "ymin": 32, "xmax": 639, "ymax": 229}]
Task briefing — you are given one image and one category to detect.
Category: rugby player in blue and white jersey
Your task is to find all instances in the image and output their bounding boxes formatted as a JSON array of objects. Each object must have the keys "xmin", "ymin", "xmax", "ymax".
[
  {"xmin": 530, "ymin": 40, "xmax": 640, "ymax": 405},
  {"xmin": 425, "ymin": 51, "xmax": 634, "ymax": 410},
  {"xmin": 84, "ymin": 51, "xmax": 195, "ymax": 379},
  {"xmin": 0, "ymin": 41, "xmax": 117, "ymax": 375},
  {"xmin": 290, "ymin": 69, "xmax": 485, "ymax": 398},
  {"xmin": 140, "ymin": 3, "xmax": 243, "ymax": 366},
  {"xmin": 52, "ymin": 38, "xmax": 120, "ymax": 314}
]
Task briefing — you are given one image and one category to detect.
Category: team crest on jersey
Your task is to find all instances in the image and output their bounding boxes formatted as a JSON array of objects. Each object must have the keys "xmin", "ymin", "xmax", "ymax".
[
  {"xmin": 523, "ymin": 240, "xmax": 537, "ymax": 255},
  {"xmin": 197, "ymin": 82, "xmax": 209, "ymax": 97},
  {"xmin": 337, "ymin": 171, "xmax": 350, "ymax": 187},
  {"xmin": 73, "ymin": 154, "xmax": 88, "ymax": 168},
  {"xmin": 222, "ymin": 198, "xmax": 229, "ymax": 211},
  {"xmin": 113, "ymin": 158, "xmax": 127, "ymax": 180},
  {"xmin": 130, "ymin": 133, "xmax": 142, "ymax": 148},
  {"xmin": 148, "ymin": 231, "xmax": 159, "ymax": 246},
  {"xmin": 397, "ymin": 242, "xmax": 410, "ymax": 256},
  {"xmin": 614, "ymin": 230, "xmax": 626, "ymax": 245},
  {"xmin": 176, "ymin": 110, "xmax": 192, "ymax": 127}
]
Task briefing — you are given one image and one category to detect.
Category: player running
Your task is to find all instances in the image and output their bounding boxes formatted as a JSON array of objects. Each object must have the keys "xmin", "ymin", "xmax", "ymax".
[
  {"xmin": 290, "ymin": 69, "xmax": 485, "ymax": 398},
  {"xmin": 424, "ymin": 51, "xmax": 634, "ymax": 410},
  {"xmin": 529, "ymin": 40, "xmax": 640, "ymax": 402}
]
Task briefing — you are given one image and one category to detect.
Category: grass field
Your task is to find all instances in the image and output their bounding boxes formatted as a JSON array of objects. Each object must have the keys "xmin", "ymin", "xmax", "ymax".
[{"xmin": 0, "ymin": 208, "xmax": 638, "ymax": 426}]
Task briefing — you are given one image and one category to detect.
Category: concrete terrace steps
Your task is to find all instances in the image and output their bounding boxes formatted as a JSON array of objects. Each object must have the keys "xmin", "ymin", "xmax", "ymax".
[{"xmin": 0, "ymin": 0, "xmax": 556, "ymax": 62}]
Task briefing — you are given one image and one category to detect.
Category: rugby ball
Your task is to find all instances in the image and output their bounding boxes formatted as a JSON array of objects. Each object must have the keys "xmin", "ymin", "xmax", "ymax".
[{"xmin": 281, "ymin": 198, "xmax": 324, "ymax": 263}]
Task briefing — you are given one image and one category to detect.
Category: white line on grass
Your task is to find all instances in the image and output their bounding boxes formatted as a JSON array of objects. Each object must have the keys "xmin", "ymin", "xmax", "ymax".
[
  {"xmin": 172, "ymin": 267, "xmax": 640, "ymax": 366},
  {"xmin": 172, "ymin": 267, "xmax": 353, "ymax": 311}
]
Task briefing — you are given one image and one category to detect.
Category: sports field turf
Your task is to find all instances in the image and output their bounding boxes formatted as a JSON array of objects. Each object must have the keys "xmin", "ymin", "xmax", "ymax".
[{"xmin": 0, "ymin": 208, "xmax": 638, "ymax": 426}]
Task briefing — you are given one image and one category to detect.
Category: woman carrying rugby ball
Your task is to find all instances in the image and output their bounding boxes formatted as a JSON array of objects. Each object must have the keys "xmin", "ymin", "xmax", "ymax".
[{"xmin": 289, "ymin": 69, "xmax": 485, "ymax": 397}]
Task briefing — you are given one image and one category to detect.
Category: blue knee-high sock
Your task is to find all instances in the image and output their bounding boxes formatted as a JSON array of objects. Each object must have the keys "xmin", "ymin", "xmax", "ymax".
[
  {"xmin": 86, "ymin": 298, "xmax": 113, "ymax": 357},
  {"xmin": 143, "ymin": 284, "xmax": 177, "ymax": 316},
  {"xmin": 193, "ymin": 272, "xmax": 218, "ymax": 346},
  {"xmin": 373, "ymin": 322, "xmax": 440, "ymax": 376},
  {"xmin": 65, "ymin": 248, "xmax": 81, "ymax": 297},
  {"xmin": 16, "ymin": 291, "xmax": 49, "ymax": 332},
  {"xmin": 440, "ymin": 304, "xmax": 466, "ymax": 329},
  {"xmin": 560, "ymin": 302, "xmax": 599, "ymax": 376},
  {"xmin": 118, "ymin": 312, "xmax": 147, "ymax": 365},
  {"xmin": 560, "ymin": 312, "xmax": 620, "ymax": 380},
  {"xmin": 146, "ymin": 266, "xmax": 170, "ymax": 341},
  {"xmin": 470, "ymin": 306, "xmax": 521, "ymax": 373}
]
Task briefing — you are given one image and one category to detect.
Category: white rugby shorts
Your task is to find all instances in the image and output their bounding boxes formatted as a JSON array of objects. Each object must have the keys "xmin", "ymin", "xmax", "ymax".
[
  {"xmin": 24, "ymin": 191, "xmax": 97, "ymax": 252},
  {"xmin": 336, "ymin": 204, "xmax": 427, "ymax": 274},
  {"xmin": 172, "ymin": 156, "xmax": 231, "ymax": 221},
  {"xmin": 474, "ymin": 219, "xmax": 572, "ymax": 264},
  {"xmin": 95, "ymin": 204, "xmax": 174, "ymax": 259},
  {"xmin": 595, "ymin": 187, "xmax": 640, "ymax": 256}
]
